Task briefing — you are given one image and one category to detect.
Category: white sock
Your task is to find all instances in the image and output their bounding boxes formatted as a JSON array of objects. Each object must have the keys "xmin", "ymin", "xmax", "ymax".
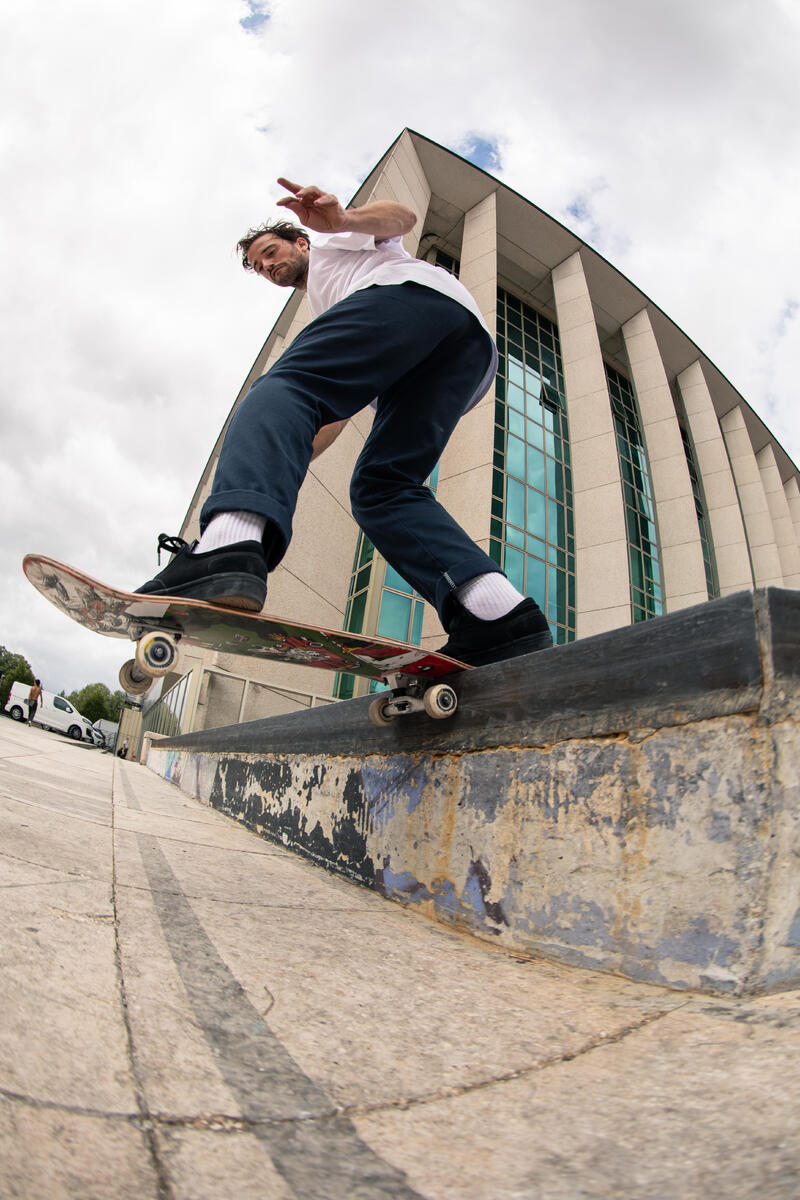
[
  {"xmin": 455, "ymin": 572, "xmax": 525, "ymax": 621},
  {"xmin": 195, "ymin": 511, "xmax": 266, "ymax": 554}
]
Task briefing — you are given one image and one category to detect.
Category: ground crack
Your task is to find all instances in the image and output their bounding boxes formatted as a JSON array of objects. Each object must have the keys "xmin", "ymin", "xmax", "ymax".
[
  {"xmin": 338, "ymin": 1004, "xmax": 685, "ymax": 1118},
  {"xmin": 1, "ymin": 1009, "xmax": 683, "ymax": 1138}
]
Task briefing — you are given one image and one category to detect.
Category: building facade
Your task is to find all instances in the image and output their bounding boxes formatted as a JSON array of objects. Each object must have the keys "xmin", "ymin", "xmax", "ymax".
[{"xmin": 139, "ymin": 130, "xmax": 800, "ymax": 738}]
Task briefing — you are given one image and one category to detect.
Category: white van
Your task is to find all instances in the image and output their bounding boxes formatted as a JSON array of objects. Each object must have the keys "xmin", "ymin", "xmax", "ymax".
[{"xmin": 4, "ymin": 682, "xmax": 96, "ymax": 743}]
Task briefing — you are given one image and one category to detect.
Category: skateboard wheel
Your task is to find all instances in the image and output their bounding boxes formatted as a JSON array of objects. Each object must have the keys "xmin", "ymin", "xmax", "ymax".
[
  {"xmin": 423, "ymin": 683, "xmax": 458, "ymax": 719},
  {"xmin": 135, "ymin": 631, "xmax": 180, "ymax": 677},
  {"xmin": 369, "ymin": 695, "xmax": 396, "ymax": 727},
  {"xmin": 119, "ymin": 658, "xmax": 153, "ymax": 696}
]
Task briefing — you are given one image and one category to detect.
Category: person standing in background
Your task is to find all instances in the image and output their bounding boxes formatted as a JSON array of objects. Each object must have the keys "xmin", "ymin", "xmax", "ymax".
[{"xmin": 27, "ymin": 679, "xmax": 42, "ymax": 726}]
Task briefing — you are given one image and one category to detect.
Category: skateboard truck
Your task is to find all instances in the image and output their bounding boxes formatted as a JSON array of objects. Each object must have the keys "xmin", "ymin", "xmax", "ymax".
[
  {"xmin": 368, "ymin": 672, "xmax": 458, "ymax": 726},
  {"xmin": 119, "ymin": 645, "xmax": 460, "ymax": 722},
  {"xmin": 119, "ymin": 629, "xmax": 183, "ymax": 695}
]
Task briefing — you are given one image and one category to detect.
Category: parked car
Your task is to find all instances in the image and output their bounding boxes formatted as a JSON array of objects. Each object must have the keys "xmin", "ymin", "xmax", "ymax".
[
  {"xmin": 92, "ymin": 718, "xmax": 119, "ymax": 751},
  {"xmin": 4, "ymin": 682, "xmax": 96, "ymax": 743}
]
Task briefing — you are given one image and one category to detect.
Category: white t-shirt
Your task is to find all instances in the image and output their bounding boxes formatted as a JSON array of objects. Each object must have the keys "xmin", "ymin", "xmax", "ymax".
[{"xmin": 306, "ymin": 231, "xmax": 497, "ymax": 414}]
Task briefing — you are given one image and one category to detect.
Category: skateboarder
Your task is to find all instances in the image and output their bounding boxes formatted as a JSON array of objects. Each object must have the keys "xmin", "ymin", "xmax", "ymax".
[{"xmin": 137, "ymin": 178, "xmax": 553, "ymax": 667}]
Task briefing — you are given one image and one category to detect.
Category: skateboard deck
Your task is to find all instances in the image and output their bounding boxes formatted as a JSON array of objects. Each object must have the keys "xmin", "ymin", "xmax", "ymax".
[{"xmin": 23, "ymin": 554, "xmax": 470, "ymax": 724}]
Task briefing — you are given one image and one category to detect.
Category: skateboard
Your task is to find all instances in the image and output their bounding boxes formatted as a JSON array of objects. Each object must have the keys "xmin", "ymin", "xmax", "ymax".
[{"xmin": 22, "ymin": 555, "xmax": 470, "ymax": 726}]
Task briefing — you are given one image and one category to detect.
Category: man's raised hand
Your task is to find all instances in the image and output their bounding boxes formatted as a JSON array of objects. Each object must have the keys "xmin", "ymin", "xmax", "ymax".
[{"xmin": 276, "ymin": 178, "xmax": 347, "ymax": 233}]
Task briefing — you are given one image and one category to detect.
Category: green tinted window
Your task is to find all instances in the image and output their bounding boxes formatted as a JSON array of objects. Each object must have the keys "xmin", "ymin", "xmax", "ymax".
[
  {"xmin": 492, "ymin": 289, "xmax": 575, "ymax": 643},
  {"xmin": 429, "ymin": 248, "xmax": 460, "ymax": 276},
  {"xmin": 605, "ymin": 364, "xmax": 664, "ymax": 621}
]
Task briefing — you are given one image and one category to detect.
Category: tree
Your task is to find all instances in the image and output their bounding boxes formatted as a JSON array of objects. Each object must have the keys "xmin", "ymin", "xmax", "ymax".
[
  {"xmin": 0, "ymin": 646, "xmax": 35, "ymax": 711},
  {"xmin": 66, "ymin": 682, "xmax": 125, "ymax": 724}
]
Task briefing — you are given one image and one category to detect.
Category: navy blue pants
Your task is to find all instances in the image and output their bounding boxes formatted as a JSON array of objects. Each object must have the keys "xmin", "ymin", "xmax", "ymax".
[{"xmin": 201, "ymin": 282, "xmax": 501, "ymax": 620}]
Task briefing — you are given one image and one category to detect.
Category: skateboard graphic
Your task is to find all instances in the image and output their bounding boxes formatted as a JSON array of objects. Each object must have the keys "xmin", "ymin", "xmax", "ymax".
[{"xmin": 23, "ymin": 555, "xmax": 470, "ymax": 726}]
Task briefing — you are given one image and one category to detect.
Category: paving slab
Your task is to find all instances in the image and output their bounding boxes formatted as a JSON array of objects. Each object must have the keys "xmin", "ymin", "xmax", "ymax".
[
  {"xmin": 1, "ymin": 718, "xmax": 798, "ymax": 1198},
  {"xmin": 0, "ymin": 1099, "xmax": 158, "ymax": 1200}
]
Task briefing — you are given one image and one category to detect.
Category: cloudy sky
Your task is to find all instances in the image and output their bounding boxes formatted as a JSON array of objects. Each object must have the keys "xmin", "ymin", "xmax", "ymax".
[{"xmin": 2, "ymin": 0, "xmax": 798, "ymax": 697}]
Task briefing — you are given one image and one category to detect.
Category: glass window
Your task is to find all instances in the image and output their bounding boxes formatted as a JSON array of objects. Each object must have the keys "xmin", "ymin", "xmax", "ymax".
[
  {"xmin": 527, "ymin": 489, "xmax": 546, "ymax": 533},
  {"xmin": 506, "ymin": 477, "xmax": 525, "ymax": 527},
  {"xmin": 428, "ymin": 248, "xmax": 461, "ymax": 277},
  {"xmin": 605, "ymin": 364, "xmax": 664, "ymax": 622},
  {"xmin": 504, "ymin": 545, "xmax": 525, "ymax": 591},
  {"xmin": 492, "ymin": 287, "xmax": 576, "ymax": 644},
  {"xmin": 507, "ymin": 435, "xmax": 525, "ymax": 479},
  {"xmin": 384, "ymin": 563, "xmax": 413, "ymax": 594},
  {"xmin": 508, "ymin": 381, "xmax": 525, "ymax": 409},
  {"xmin": 526, "ymin": 448, "xmax": 546, "ymax": 490},
  {"xmin": 378, "ymin": 590, "xmax": 413, "ymax": 639},
  {"xmin": 347, "ymin": 589, "xmax": 368, "ymax": 634},
  {"xmin": 411, "ymin": 602, "xmax": 424, "ymax": 644}
]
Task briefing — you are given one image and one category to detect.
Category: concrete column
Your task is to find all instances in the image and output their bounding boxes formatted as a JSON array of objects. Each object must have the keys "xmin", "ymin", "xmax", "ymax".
[
  {"xmin": 756, "ymin": 444, "xmax": 800, "ymax": 587},
  {"xmin": 785, "ymin": 475, "xmax": 800, "ymax": 546},
  {"xmin": 457, "ymin": 192, "xmax": 498, "ymax": 342},
  {"xmin": 622, "ymin": 309, "xmax": 708, "ymax": 611},
  {"xmin": 363, "ymin": 129, "xmax": 431, "ymax": 257},
  {"xmin": 719, "ymin": 406, "xmax": 783, "ymax": 586},
  {"xmin": 428, "ymin": 191, "xmax": 499, "ymax": 644},
  {"xmin": 553, "ymin": 251, "xmax": 629, "ymax": 637},
  {"xmin": 676, "ymin": 362, "xmax": 752, "ymax": 594}
]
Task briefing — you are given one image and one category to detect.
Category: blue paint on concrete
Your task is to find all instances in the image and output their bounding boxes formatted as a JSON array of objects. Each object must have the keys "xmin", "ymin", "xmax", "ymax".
[
  {"xmin": 699, "ymin": 973, "xmax": 740, "ymax": 995},
  {"xmin": 521, "ymin": 892, "xmax": 617, "ymax": 951},
  {"xmin": 383, "ymin": 861, "xmax": 510, "ymax": 935},
  {"xmin": 461, "ymin": 866, "xmax": 487, "ymax": 919},
  {"xmin": 758, "ymin": 963, "xmax": 800, "ymax": 992},
  {"xmin": 643, "ymin": 744, "xmax": 727, "ymax": 828},
  {"xmin": 379, "ymin": 862, "xmax": 431, "ymax": 904},
  {"xmin": 360, "ymin": 758, "xmax": 427, "ymax": 830},
  {"xmin": 655, "ymin": 917, "xmax": 738, "ymax": 968},
  {"xmin": 458, "ymin": 757, "xmax": 514, "ymax": 823},
  {"xmin": 705, "ymin": 768, "xmax": 721, "ymax": 798},
  {"xmin": 786, "ymin": 907, "xmax": 800, "ymax": 948},
  {"xmin": 430, "ymin": 877, "xmax": 461, "ymax": 916},
  {"xmin": 708, "ymin": 810, "xmax": 732, "ymax": 842},
  {"xmin": 460, "ymin": 747, "xmax": 631, "ymax": 839}
]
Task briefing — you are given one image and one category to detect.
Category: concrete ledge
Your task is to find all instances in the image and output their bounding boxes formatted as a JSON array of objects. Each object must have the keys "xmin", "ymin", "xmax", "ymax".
[
  {"xmin": 147, "ymin": 589, "xmax": 800, "ymax": 996},
  {"xmin": 140, "ymin": 730, "xmax": 167, "ymax": 766},
  {"xmin": 149, "ymin": 589, "xmax": 793, "ymax": 756}
]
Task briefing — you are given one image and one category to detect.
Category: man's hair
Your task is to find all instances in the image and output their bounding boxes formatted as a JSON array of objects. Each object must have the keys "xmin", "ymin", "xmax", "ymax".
[{"xmin": 236, "ymin": 220, "xmax": 309, "ymax": 271}]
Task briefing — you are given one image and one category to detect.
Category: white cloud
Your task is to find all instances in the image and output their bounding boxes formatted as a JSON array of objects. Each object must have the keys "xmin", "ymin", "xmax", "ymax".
[{"xmin": 1, "ymin": 0, "xmax": 798, "ymax": 694}]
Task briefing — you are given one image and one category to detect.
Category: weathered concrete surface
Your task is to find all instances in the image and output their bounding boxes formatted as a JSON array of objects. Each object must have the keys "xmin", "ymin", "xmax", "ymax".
[
  {"xmin": 149, "ymin": 588, "xmax": 800, "ymax": 996},
  {"xmin": 2, "ymin": 722, "xmax": 799, "ymax": 1198}
]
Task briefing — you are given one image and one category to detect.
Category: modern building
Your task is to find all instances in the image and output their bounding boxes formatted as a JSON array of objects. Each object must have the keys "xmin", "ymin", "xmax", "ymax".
[{"xmin": 139, "ymin": 129, "xmax": 800, "ymax": 741}]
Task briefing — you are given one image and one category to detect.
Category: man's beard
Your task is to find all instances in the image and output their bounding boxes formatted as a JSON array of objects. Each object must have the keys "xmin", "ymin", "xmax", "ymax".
[{"xmin": 278, "ymin": 252, "xmax": 308, "ymax": 287}]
